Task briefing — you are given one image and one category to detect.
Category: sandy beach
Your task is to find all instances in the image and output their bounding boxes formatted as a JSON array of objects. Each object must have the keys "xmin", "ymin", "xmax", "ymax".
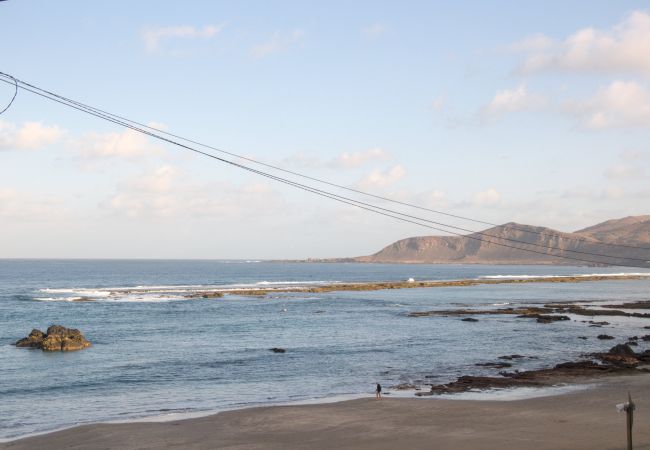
[{"xmin": 2, "ymin": 373, "xmax": 648, "ymax": 450}]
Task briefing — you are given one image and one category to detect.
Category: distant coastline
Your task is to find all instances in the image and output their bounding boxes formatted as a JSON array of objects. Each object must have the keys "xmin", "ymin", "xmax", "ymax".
[
  {"xmin": 293, "ymin": 215, "xmax": 650, "ymax": 267},
  {"xmin": 139, "ymin": 273, "xmax": 650, "ymax": 299}
]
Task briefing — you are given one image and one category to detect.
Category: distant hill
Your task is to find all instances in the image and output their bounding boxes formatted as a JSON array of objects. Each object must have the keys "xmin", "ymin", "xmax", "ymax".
[
  {"xmin": 349, "ymin": 216, "xmax": 650, "ymax": 266},
  {"xmin": 575, "ymin": 215, "xmax": 650, "ymax": 246}
]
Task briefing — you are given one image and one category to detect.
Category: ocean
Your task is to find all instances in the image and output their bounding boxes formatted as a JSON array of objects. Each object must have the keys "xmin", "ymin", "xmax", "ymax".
[{"xmin": 1, "ymin": 260, "xmax": 650, "ymax": 440}]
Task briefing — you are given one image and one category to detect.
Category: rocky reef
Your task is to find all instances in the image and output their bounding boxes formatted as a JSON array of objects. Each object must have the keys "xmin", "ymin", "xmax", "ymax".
[
  {"xmin": 15, "ymin": 325, "xmax": 91, "ymax": 352},
  {"xmin": 414, "ymin": 343, "xmax": 650, "ymax": 396}
]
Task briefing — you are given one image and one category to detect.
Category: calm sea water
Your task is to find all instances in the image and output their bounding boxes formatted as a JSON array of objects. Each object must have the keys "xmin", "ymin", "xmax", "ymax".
[{"xmin": 1, "ymin": 260, "xmax": 650, "ymax": 440}]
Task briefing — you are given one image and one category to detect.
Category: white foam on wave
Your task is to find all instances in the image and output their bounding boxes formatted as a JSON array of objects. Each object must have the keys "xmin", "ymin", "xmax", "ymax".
[
  {"xmin": 480, "ymin": 272, "xmax": 650, "ymax": 280},
  {"xmin": 33, "ymin": 297, "xmax": 83, "ymax": 302},
  {"xmin": 107, "ymin": 295, "xmax": 185, "ymax": 303},
  {"xmin": 255, "ymin": 280, "xmax": 331, "ymax": 286},
  {"xmin": 434, "ymin": 383, "xmax": 593, "ymax": 401},
  {"xmin": 39, "ymin": 288, "xmax": 112, "ymax": 297}
]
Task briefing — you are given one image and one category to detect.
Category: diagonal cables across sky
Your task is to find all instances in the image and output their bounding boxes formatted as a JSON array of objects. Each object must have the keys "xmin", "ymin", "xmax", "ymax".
[{"xmin": 1, "ymin": 71, "xmax": 649, "ymax": 268}]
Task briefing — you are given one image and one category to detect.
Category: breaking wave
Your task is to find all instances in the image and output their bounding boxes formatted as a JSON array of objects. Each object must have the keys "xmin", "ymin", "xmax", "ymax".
[{"xmin": 480, "ymin": 272, "xmax": 650, "ymax": 280}]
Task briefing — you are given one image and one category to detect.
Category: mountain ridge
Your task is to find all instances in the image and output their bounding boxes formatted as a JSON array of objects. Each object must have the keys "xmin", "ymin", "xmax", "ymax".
[{"xmin": 345, "ymin": 216, "xmax": 650, "ymax": 266}]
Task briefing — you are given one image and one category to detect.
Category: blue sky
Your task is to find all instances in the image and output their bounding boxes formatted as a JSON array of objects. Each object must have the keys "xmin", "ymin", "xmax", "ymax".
[{"xmin": 1, "ymin": 1, "xmax": 649, "ymax": 258}]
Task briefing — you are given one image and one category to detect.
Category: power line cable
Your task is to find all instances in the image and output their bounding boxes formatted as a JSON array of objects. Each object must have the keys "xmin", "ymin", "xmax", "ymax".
[
  {"xmin": 2, "ymin": 73, "xmax": 648, "ymax": 254},
  {"xmin": 0, "ymin": 74, "xmax": 645, "ymax": 253},
  {"xmin": 0, "ymin": 73, "xmax": 17, "ymax": 115},
  {"xmin": 2, "ymin": 73, "xmax": 649, "ymax": 267}
]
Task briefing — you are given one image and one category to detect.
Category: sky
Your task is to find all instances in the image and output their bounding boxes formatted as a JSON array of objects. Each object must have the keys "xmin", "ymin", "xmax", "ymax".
[{"xmin": 1, "ymin": 1, "xmax": 650, "ymax": 259}]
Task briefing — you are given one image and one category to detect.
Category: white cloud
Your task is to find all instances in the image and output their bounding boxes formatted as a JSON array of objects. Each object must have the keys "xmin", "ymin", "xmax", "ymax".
[
  {"xmin": 107, "ymin": 165, "xmax": 284, "ymax": 219},
  {"xmin": 357, "ymin": 165, "xmax": 406, "ymax": 190},
  {"xmin": 604, "ymin": 164, "xmax": 645, "ymax": 180},
  {"xmin": 146, "ymin": 121, "xmax": 168, "ymax": 131},
  {"xmin": 251, "ymin": 30, "xmax": 304, "ymax": 58},
  {"xmin": 362, "ymin": 23, "xmax": 386, "ymax": 39},
  {"xmin": 431, "ymin": 96, "xmax": 446, "ymax": 111},
  {"xmin": 283, "ymin": 148, "xmax": 391, "ymax": 169},
  {"xmin": 483, "ymin": 85, "xmax": 547, "ymax": 117},
  {"xmin": 508, "ymin": 33, "xmax": 556, "ymax": 53},
  {"xmin": 516, "ymin": 11, "xmax": 650, "ymax": 76},
  {"xmin": 132, "ymin": 165, "xmax": 178, "ymax": 193},
  {"xmin": 281, "ymin": 151, "xmax": 322, "ymax": 169},
  {"xmin": 74, "ymin": 128, "xmax": 163, "ymax": 160},
  {"xmin": 142, "ymin": 24, "xmax": 223, "ymax": 53},
  {"xmin": 604, "ymin": 148, "xmax": 649, "ymax": 179},
  {"xmin": 0, "ymin": 120, "xmax": 64, "ymax": 150},
  {"xmin": 474, "ymin": 188, "xmax": 501, "ymax": 206},
  {"xmin": 564, "ymin": 80, "xmax": 650, "ymax": 129},
  {"xmin": 332, "ymin": 148, "xmax": 390, "ymax": 168},
  {"xmin": 0, "ymin": 188, "xmax": 66, "ymax": 220},
  {"xmin": 405, "ymin": 189, "xmax": 447, "ymax": 208}
]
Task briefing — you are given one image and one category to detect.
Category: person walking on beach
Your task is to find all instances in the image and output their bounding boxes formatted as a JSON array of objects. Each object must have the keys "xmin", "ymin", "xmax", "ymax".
[{"xmin": 375, "ymin": 383, "xmax": 382, "ymax": 399}]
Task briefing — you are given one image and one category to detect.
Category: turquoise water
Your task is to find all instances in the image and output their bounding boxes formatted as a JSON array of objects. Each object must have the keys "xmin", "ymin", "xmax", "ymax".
[{"xmin": 1, "ymin": 260, "xmax": 650, "ymax": 440}]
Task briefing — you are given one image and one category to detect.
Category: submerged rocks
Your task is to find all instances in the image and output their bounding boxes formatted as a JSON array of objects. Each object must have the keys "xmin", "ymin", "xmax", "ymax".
[
  {"xmin": 498, "ymin": 354, "xmax": 525, "ymax": 360},
  {"xmin": 393, "ymin": 383, "xmax": 419, "ymax": 390},
  {"xmin": 187, "ymin": 292, "xmax": 224, "ymax": 299},
  {"xmin": 595, "ymin": 354, "xmax": 639, "ymax": 368},
  {"xmin": 475, "ymin": 362, "xmax": 512, "ymax": 369},
  {"xmin": 530, "ymin": 314, "xmax": 570, "ymax": 324},
  {"xmin": 597, "ymin": 334, "xmax": 615, "ymax": 340},
  {"xmin": 15, "ymin": 325, "xmax": 91, "ymax": 352},
  {"xmin": 461, "ymin": 317, "xmax": 479, "ymax": 322},
  {"xmin": 418, "ymin": 375, "xmax": 539, "ymax": 396},
  {"xmin": 514, "ymin": 313, "xmax": 564, "ymax": 322},
  {"xmin": 593, "ymin": 343, "xmax": 642, "ymax": 368},
  {"xmin": 270, "ymin": 347, "xmax": 286, "ymax": 353}
]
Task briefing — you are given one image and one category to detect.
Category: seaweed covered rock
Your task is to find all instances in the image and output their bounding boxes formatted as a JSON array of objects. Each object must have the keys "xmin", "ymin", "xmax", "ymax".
[
  {"xmin": 609, "ymin": 343, "xmax": 636, "ymax": 356},
  {"xmin": 597, "ymin": 334, "xmax": 614, "ymax": 340},
  {"xmin": 15, "ymin": 325, "xmax": 91, "ymax": 352}
]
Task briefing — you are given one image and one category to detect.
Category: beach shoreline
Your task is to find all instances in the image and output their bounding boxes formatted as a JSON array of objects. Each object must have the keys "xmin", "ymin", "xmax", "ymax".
[
  {"xmin": 5, "ymin": 263, "xmax": 650, "ymax": 445},
  {"xmin": 2, "ymin": 373, "xmax": 648, "ymax": 450}
]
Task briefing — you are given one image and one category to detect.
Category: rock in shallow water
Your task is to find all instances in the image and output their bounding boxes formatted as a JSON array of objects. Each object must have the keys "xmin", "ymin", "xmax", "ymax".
[{"xmin": 15, "ymin": 325, "xmax": 91, "ymax": 352}]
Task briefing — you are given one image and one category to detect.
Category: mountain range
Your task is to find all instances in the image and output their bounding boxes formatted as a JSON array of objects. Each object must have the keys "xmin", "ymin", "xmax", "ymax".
[{"xmin": 347, "ymin": 215, "xmax": 650, "ymax": 267}]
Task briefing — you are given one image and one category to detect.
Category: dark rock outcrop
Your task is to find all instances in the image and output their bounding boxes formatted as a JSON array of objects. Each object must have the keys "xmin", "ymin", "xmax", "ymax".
[
  {"xmin": 609, "ymin": 344, "xmax": 636, "ymax": 356},
  {"xmin": 15, "ymin": 325, "xmax": 91, "ymax": 352},
  {"xmin": 592, "ymin": 343, "xmax": 641, "ymax": 368},
  {"xmin": 270, "ymin": 347, "xmax": 286, "ymax": 353},
  {"xmin": 518, "ymin": 314, "xmax": 570, "ymax": 323},
  {"xmin": 498, "ymin": 354, "xmax": 525, "ymax": 360},
  {"xmin": 475, "ymin": 362, "xmax": 512, "ymax": 369},
  {"xmin": 597, "ymin": 334, "xmax": 614, "ymax": 340}
]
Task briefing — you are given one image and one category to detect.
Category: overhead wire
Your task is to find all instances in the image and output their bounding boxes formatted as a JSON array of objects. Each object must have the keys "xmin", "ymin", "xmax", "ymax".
[
  {"xmin": 0, "ymin": 74, "xmax": 646, "ymax": 253},
  {"xmin": 1, "ymin": 72, "xmax": 649, "ymax": 268},
  {"xmin": 0, "ymin": 73, "xmax": 17, "ymax": 115},
  {"xmin": 2, "ymin": 73, "xmax": 649, "ymax": 254}
]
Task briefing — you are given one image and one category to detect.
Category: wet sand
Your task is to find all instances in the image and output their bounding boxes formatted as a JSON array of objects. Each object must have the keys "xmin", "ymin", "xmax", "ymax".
[{"xmin": 3, "ymin": 373, "xmax": 649, "ymax": 450}]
